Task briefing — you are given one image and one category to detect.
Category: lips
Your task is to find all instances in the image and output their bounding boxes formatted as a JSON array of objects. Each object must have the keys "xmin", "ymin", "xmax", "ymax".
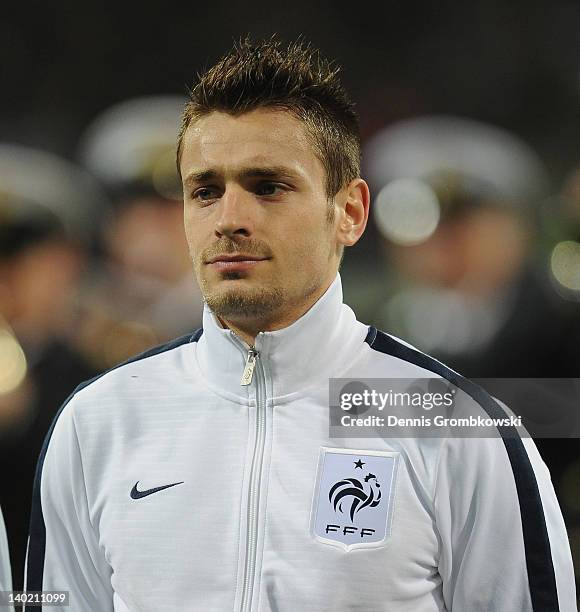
[{"xmin": 205, "ymin": 254, "xmax": 270, "ymax": 273}]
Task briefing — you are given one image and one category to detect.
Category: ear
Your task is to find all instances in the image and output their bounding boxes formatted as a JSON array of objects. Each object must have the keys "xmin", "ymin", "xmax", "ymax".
[{"xmin": 335, "ymin": 178, "xmax": 370, "ymax": 247}]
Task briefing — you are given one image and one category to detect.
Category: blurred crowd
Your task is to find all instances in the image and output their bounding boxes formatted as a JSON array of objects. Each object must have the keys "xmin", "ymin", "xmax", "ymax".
[{"xmin": 0, "ymin": 97, "xmax": 579, "ymax": 590}]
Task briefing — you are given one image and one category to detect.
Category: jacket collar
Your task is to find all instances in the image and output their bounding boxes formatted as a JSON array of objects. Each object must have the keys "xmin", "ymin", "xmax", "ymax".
[{"xmin": 195, "ymin": 273, "xmax": 368, "ymax": 400}]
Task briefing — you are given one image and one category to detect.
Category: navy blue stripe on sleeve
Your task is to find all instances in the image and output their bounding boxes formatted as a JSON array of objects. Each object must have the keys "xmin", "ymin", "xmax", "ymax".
[
  {"xmin": 365, "ymin": 326, "xmax": 559, "ymax": 612},
  {"xmin": 25, "ymin": 329, "xmax": 203, "ymax": 608}
]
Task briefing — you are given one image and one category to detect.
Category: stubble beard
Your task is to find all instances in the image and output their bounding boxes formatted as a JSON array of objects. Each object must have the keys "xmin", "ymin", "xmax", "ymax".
[{"xmin": 200, "ymin": 271, "xmax": 287, "ymax": 320}]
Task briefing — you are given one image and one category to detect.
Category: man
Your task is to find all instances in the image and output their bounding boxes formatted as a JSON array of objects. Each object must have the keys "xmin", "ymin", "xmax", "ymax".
[{"xmin": 26, "ymin": 38, "xmax": 576, "ymax": 611}]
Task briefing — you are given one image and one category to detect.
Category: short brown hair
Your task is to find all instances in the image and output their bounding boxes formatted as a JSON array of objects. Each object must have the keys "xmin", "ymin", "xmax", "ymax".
[{"xmin": 177, "ymin": 37, "xmax": 361, "ymax": 198}]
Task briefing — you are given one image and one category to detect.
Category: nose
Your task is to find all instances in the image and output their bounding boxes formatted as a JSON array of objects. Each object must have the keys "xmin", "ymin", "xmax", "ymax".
[{"xmin": 214, "ymin": 186, "xmax": 253, "ymax": 239}]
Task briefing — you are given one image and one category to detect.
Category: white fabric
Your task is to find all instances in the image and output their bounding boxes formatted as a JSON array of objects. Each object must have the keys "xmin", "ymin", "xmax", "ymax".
[
  {"xmin": 31, "ymin": 275, "xmax": 576, "ymax": 611},
  {"xmin": 0, "ymin": 506, "xmax": 13, "ymax": 610}
]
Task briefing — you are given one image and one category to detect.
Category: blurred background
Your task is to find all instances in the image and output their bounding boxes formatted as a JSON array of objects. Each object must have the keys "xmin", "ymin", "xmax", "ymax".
[{"xmin": 1, "ymin": 0, "xmax": 579, "ymax": 597}]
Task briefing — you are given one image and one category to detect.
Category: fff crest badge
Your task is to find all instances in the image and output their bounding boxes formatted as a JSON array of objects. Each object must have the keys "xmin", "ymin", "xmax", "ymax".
[{"xmin": 311, "ymin": 447, "xmax": 399, "ymax": 551}]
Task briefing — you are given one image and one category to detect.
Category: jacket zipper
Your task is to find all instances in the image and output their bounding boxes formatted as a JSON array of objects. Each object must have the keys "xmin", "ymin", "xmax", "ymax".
[
  {"xmin": 239, "ymin": 345, "xmax": 267, "ymax": 612},
  {"xmin": 240, "ymin": 348, "xmax": 258, "ymax": 386}
]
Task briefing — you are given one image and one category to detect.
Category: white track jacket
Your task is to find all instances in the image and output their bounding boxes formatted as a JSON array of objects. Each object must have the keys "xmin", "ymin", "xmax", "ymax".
[{"xmin": 26, "ymin": 275, "xmax": 576, "ymax": 611}]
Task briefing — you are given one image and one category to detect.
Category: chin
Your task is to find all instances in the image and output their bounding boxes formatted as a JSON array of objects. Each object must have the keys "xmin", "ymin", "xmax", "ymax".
[{"xmin": 204, "ymin": 283, "xmax": 285, "ymax": 320}]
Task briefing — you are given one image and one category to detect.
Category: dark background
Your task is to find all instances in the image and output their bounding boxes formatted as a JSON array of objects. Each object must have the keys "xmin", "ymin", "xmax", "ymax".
[{"xmin": 2, "ymin": 1, "xmax": 579, "ymax": 172}]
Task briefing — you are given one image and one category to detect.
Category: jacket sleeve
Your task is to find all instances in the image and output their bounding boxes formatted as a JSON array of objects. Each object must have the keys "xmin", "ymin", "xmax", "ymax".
[
  {"xmin": 0, "ymin": 506, "xmax": 14, "ymax": 611},
  {"xmin": 434, "ymin": 434, "xmax": 577, "ymax": 611},
  {"xmin": 25, "ymin": 398, "xmax": 113, "ymax": 611}
]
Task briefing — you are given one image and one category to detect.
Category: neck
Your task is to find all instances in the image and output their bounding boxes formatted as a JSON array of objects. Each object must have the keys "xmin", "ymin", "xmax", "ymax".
[{"xmin": 217, "ymin": 278, "xmax": 335, "ymax": 347}]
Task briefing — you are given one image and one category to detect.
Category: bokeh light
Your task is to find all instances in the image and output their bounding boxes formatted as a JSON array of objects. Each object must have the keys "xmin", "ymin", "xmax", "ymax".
[
  {"xmin": 550, "ymin": 240, "xmax": 580, "ymax": 292},
  {"xmin": 374, "ymin": 178, "xmax": 440, "ymax": 246},
  {"xmin": 0, "ymin": 329, "xmax": 27, "ymax": 395}
]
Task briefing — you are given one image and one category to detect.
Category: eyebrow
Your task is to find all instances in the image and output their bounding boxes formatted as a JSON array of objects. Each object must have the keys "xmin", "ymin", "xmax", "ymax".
[{"xmin": 183, "ymin": 166, "xmax": 301, "ymax": 186}]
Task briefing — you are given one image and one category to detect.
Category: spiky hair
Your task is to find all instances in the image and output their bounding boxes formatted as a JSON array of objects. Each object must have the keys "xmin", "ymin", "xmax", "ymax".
[{"xmin": 177, "ymin": 36, "xmax": 361, "ymax": 197}]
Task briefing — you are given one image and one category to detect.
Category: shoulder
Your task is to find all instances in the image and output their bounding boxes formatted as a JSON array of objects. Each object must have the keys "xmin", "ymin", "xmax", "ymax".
[
  {"xmin": 363, "ymin": 326, "xmax": 506, "ymax": 419},
  {"xmin": 73, "ymin": 329, "xmax": 201, "ymax": 401},
  {"xmin": 45, "ymin": 329, "xmax": 203, "ymax": 438},
  {"xmin": 363, "ymin": 326, "xmax": 459, "ymax": 377},
  {"xmin": 361, "ymin": 325, "xmax": 551, "ymax": 520}
]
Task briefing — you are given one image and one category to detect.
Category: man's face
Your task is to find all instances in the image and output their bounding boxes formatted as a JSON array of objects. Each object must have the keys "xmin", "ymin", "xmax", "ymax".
[{"xmin": 180, "ymin": 108, "xmax": 341, "ymax": 325}]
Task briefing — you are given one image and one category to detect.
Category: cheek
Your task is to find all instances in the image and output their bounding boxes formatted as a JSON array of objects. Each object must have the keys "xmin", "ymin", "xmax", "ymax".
[
  {"xmin": 183, "ymin": 211, "xmax": 202, "ymax": 255},
  {"xmin": 183, "ymin": 230, "xmax": 202, "ymax": 269},
  {"xmin": 282, "ymin": 220, "xmax": 333, "ymax": 265},
  {"xmin": 184, "ymin": 205, "xmax": 215, "ymax": 244}
]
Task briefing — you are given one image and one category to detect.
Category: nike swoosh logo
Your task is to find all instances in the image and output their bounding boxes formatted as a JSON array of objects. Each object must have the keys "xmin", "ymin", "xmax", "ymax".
[{"xmin": 130, "ymin": 480, "xmax": 184, "ymax": 500}]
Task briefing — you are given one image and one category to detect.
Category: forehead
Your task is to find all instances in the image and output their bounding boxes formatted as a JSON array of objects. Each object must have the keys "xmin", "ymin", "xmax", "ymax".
[{"xmin": 180, "ymin": 108, "xmax": 323, "ymax": 179}]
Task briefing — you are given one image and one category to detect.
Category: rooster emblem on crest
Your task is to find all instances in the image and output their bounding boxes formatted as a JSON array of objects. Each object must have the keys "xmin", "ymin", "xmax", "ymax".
[{"xmin": 328, "ymin": 472, "xmax": 382, "ymax": 522}]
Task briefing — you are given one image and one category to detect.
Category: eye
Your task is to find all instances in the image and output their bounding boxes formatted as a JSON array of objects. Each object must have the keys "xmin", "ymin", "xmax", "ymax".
[
  {"xmin": 192, "ymin": 186, "xmax": 220, "ymax": 203},
  {"xmin": 255, "ymin": 182, "xmax": 286, "ymax": 197}
]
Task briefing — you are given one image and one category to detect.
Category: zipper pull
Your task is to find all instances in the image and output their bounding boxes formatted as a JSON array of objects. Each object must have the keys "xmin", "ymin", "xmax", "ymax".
[{"xmin": 240, "ymin": 348, "xmax": 258, "ymax": 386}]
